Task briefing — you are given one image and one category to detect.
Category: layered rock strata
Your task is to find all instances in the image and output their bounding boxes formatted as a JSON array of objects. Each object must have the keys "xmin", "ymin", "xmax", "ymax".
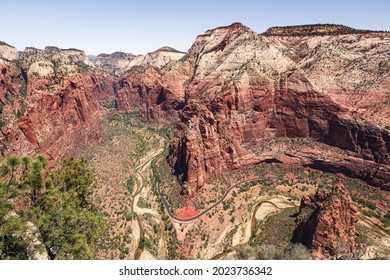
[
  {"xmin": 164, "ymin": 23, "xmax": 390, "ymax": 194},
  {"xmin": 0, "ymin": 44, "xmax": 114, "ymax": 161}
]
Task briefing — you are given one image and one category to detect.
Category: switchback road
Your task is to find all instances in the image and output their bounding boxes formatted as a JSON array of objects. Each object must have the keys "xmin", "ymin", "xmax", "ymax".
[{"xmin": 153, "ymin": 152, "xmax": 282, "ymax": 223}]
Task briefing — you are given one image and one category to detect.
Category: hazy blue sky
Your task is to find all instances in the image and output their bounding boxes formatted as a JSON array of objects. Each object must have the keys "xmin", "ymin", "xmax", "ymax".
[{"xmin": 1, "ymin": 0, "xmax": 389, "ymax": 55}]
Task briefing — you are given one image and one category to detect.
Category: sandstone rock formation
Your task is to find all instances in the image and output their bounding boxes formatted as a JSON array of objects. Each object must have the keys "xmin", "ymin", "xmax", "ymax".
[
  {"xmin": 1, "ymin": 23, "xmax": 389, "ymax": 194},
  {"xmin": 0, "ymin": 44, "xmax": 114, "ymax": 161},
  {"xmin": 163, "ymin": 23, "xmax": 390, "ymax": 194},
  {"xmin": 291, "ymin": 184, "xmax": 361, "ymax": 259},
  {"xmin": 0, "ymin": 41, "xmax": 19, "ymax": 61},
  {"xmin": 130, "ymin": 47, "xmax": 185, "ymax": 70},
  {"xmin": 95, "ymin": 47, "xmax": 185, "ymax": 76},
  {"xmin": 263, "ymin": 23, "xmax": 386, "ymax": 36},
  {"xmin": 0, "ymin": 42, "xmax": 187, "ymax": 161},
  {"xmin": 114, "ymin": 52, "xmax": 192, "ymax": 122},
  {"xmin": 95, "ymin": 51, "xmax": 136, "ymax": 75},
  {"xmin": 94, "ymin": 47, "xmax": 188, "ymax": 122}
]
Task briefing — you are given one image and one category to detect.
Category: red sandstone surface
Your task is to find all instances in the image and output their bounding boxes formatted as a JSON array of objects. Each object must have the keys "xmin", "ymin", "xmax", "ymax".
[
  {"xmin": 163, "ymin": 23, "xmax": 390, "ymax": 194},
  {"xmin": 292, "ymin": 184, "xmax": 361, "ymax": 259},
  {"xmin": 175, "ymin": 204, "xmax": 199, "ymax": 220},
  {"xmin": 0, "ymin": 48, "xmax": 115, "ymax": 161}
]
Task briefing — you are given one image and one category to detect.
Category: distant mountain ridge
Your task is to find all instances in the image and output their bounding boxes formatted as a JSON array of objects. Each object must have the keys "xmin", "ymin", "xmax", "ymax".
[
  {"xmin": 94, "ymin": 47, "xmax": 185, "ymax": 75},
  {"xmin": 263, "ymin": 23, "xmax": 389, "ymax": 36}
]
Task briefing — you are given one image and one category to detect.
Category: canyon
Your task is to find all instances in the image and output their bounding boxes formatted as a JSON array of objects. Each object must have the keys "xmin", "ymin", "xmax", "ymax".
[{"xmin": 1, "ymin": 23, "xmax": 389, "ymax": 260}]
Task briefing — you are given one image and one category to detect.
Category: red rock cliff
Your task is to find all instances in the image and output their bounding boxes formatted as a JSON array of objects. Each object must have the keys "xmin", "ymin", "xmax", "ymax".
[
  {"xmin": 291, "ymin": 184, "xmax": 361, "ymax": 259},
  {"xmin": 0, "ymin": 45, "xmax": 114, "ymax": 161},
  {"xmin": 115, "ymin": 54, "xmax": 193, "ymax": 123},
  {"xmin": 165, "ymin": 23, "xmax": 390, "ymax": 195}
]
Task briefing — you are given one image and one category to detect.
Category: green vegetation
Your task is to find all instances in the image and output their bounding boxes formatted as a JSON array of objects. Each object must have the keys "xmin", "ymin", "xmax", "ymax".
[
  {"xmin": 151, "ymin": 151, "xmax": 181, "ymax": 259},
  {"xmin": 153, "ymin": 151, "xmax": 185, "ymax": 210},
  {"xmin": 125, "ymin": 177, "xmax": 135, "ymax": 194},
  {"xmin": 139, "ymin": 237, "xmax": 151, "ymax": 250},
  {"xmin": 351, "ymin": 195, "xmax": 377, "ymax": 210},
  {"xmin": 382, "ymin": 211, "xmax": 390, "ymax": 228},
  {"xmin": 75, "ymin": 61, "xmax": 93, "ymax": 74},
  {"xmin": 20, "ymin": 84, "xmax": 27, "ymax": 98},
  {"xmin": 232, "ymin": 206, "xmax": 312, "ymax": 260},
  {"xmin": 109, "ymin": 100, "xmax": 116, "ymax": 109},
  {"xmin": 0, "ymin": 155, "xmax": 106, "ymax": 260},
  {"xmin": 252, "ymin": 206, "xmax": 299, "ymax": 248},
  {"xmin": 236, "ymin": 243, "xmax": 312, "ymax": 260},
  {"xmin": 81, "ymin": 111, "xmax": 168, "ymax": 259},
  {"xmin": 137, "ymin": 197, "xmax": 151, "ymax": 209},
  {"xmin": 124, "ymin": 65, "xmax": 146, "ymax": 75},
  {"xmin": 153, "ymin": 224, "xmax": 159, "ymax": 234}
]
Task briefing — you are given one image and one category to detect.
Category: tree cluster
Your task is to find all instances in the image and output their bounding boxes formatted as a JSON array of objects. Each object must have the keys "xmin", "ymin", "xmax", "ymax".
[{"xmin": 0, "ymin": 155, "xmax": 106, "ymax": 260}]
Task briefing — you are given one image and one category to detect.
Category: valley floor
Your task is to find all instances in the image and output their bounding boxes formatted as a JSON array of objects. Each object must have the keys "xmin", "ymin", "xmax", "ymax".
[{"xmin": 81, "ymin": 113, "xmax": 390, "ymax": 260}]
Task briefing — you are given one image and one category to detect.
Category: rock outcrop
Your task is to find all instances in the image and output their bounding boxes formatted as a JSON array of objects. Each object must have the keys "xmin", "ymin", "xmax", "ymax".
[
  {"xmin": 95, "ymin": 47, "xmax": 185, "ymax": 76},
  {"xmin": 165, "ymin": 23, "xmax": 390, "ymax": 194},
  {"xmin": 0, "ymin": 45, "xmax": 114, "ymax": 161},
  {"xmin": 95, "ymin": 52, "xmax": 136, "ymax": 75},
  {"xmin": 0, "ymin": 41, "xmax": 19, "ymax": 61},
  {"xmin": 94, "ymin": 47, "xmax": 188, "ymax": 122},
  {"xmin": 115, "ymin": 53, "xmax": 193, "ymax": 122},
  {"xmin": 263, "ymin": 24, "xmax": 386, "ymax": 36},
  {"xmin": 291, "ymin": 184, "xmax": 361, "ymax": 259},
  {"xmin": 0, "ymin": 42, "xmax": 186, "ymax": 160}
]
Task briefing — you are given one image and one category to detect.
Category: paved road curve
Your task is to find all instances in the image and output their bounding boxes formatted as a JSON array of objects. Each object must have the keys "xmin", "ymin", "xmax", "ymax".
[{"xmin": 157, "ymin": 174, "xmax": 282, "ymax": 223}]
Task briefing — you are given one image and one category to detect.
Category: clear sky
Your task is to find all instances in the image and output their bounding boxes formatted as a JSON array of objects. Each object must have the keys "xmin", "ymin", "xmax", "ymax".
[{"xmin": 1, "ymin": 0, "xmax": 389, "ymax": 55}]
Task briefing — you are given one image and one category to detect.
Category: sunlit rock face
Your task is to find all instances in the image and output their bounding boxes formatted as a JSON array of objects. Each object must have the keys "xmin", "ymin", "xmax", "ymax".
[
  {"xmin": 0, "ymin": 44, "xmax": 114, "ymax": 161},
  {"xmin": 163, "ymin": 23, "xmax": 390, "ymax": 194}
]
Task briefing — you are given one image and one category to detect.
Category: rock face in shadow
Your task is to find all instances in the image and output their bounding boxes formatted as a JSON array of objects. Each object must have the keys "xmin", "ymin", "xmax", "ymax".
[{"xmin": 291, "ymin": 184, "xmax": 361, "ymax": 259}]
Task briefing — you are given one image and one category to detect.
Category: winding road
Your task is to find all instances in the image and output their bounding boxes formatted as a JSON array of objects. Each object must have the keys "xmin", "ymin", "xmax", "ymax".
[
  {"xmin": 157, "ymin": 179, "xmax": 282, "ymax": 223},
  {"xmin": 152, "ymin": 151, "xmax": 282, "ymax": 222}
]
